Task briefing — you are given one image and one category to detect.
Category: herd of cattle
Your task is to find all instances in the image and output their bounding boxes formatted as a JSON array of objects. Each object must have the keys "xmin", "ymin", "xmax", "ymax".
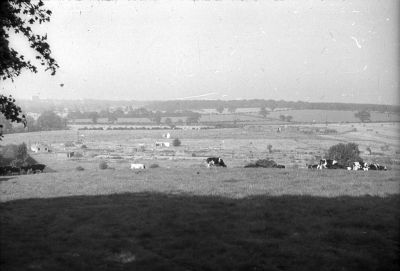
[
  {"xmin": 0, "ymin": 164, "xmax": 46, "ymax": 176},
  {"xmin": 0, "ymin": 158, "xmax": 389, "ymax": 176},
  {"xmin": 203, "ymin": 157, "xmax": 387, "ymax": 171},
  {"xmin": 130, "ymin": 157, "xmax": 388, "ymax": 171},
  {"xmin": 307, "ymin": 159, "xmax": 388, "ymax": 171}
]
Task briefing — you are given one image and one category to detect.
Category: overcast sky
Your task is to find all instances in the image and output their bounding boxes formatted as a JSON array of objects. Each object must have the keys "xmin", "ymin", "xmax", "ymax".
[{"xmin": 2, "ymin": 0, "xmax": 399, "ymax": 104}]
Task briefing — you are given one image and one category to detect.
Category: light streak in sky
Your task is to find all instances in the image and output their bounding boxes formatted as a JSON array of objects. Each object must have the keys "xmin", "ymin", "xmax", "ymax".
[{"xmin": 350, "ymin": 36, "xmax": 362, "ymax": 48}]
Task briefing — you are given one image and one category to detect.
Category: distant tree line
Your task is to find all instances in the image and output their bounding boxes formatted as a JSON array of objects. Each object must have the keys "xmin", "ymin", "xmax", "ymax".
[
  {"xmin": 145, "ymin": 99, "xmax": 399, "ymax": 113},
  {"xmin": 0, "ymin": 111, "xmax": 66, "ymax": 135},
  {"xmin": 67, "ymin": 108, "xmax": 201, "ymax": 125}
]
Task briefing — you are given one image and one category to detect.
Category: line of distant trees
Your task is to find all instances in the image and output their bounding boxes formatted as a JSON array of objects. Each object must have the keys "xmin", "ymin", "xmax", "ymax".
[
  {"xmin": 0, "ymin": 111, "xmax": 67, "ymax": 135},
  {"xmin": 145, "ymin": 99, "xmax": 400, "ymax": 113},
  {"xmin": 67, "ymin": 108, "xmax": 202, "ymax": 125}
]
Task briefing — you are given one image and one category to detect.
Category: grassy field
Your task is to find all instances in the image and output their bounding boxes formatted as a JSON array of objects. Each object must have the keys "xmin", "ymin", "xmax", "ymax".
[
  {"xmin": 1, "ymin": 167, "xmax": 399, "ymax": 202},
  {"xmin": 1, "ymin": 193, "xmax": 399, "ymax": 271},
  {"xmin": 1, "ymin": 122, "xmax": 399, "ymax": 169},
  {"xmin": 1, "ymin": 123, "xmax": 399, "ymax": 270}
]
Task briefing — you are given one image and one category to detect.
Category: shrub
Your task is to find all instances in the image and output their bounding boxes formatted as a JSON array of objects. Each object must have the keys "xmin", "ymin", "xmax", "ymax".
[
  {"xmin": 74, "ymin": 152, "xmax": 83, "ymax": 158},
  {"xmin": 172, "ymin": 138, "xmax": 181, "ymax": 147},
  {"xmin": 149, "ymin": 163, "xmax": 159, "ymax": 168},
  {"xmin": 326, "ymin": 143, "xmax": 362, "ymax": 166},
  {"xmin": 381, "ymin": 144, "xmax": 390, "ymax": 151},
  {"xmin": 245, "ymin": 159, "xmax": 277, "ymax": 168},
  {"xmin": 81, "ymin": 144, "xmax": 88, "ymax": 149},
  {"xmin": 267, "ymin": 144, "xmax": 273, "ymax": 153},
  {"xmin": 76, "ymin": 166, "xmax": 84, "ymax": 171},
  {"xmin": 16, "ymin": 143, "xmax": 28, "ymax": 160},
  {"xmin": 64, "ymin": 141, "xmax": 75, "ymax": 147},
  {"xmin": 10, "ymin": 159, "xmax": 24, "ymax": 168},
  {"xmin": 99, "ymin": 161, "xmax": 108, "ymax": 170}
]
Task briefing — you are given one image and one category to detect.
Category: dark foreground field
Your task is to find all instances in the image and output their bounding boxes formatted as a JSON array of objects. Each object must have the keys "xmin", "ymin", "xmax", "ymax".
[{"xmin": 1, "ymin": 193, "xmax": 399, "ymax": 271}]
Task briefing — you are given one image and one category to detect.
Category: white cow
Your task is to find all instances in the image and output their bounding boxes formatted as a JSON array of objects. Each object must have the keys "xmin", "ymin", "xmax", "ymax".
[{"xmin": 131, "ymin": 163, "xmax": 145, "ymax": 170}]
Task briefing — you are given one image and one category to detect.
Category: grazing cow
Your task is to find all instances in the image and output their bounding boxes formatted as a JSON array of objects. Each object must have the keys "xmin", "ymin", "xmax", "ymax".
[
  {"xmin": 377, "ymin": 165, "xmax": 387, "ymax": 170},
  {"xmin": 130, "ymin": 163, "xmax": 145, "ymax": 170},
  {"xmin": 31, "ymin": 164, "xmax": 46, "ymax": 173},
  {"xmin": 317, "ymin": 159, "xmax": 338, "ymax": 169},
  {"xmin": 348, "ymin": 161, "xmax": 369, "ymax": 171},
  {"xmin": 307, "ymin": 164, "xmax": 319, "ymax": 169},
  {"xmin": 206, "ymin": 157, "xmax": 227, "ymax": 168},
  {"xmin": 368, "ymin": 163, "xmax": 387, "ymax": 171}
]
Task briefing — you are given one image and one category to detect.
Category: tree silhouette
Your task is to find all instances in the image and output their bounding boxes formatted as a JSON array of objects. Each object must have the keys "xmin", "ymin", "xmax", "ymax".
[
  {"xmin": 228, "ymin": 106, "xmax": 237, "ymax": 114},
  {"xmin": 88, "ymin": 111, "xmax": 99, "ymax": 124},
  {"xmin": 354, "ymin": 110, "xmax": 371, "ymax": 122},
  {"xmin": 216, "ymin": 105, "xmax": 224, "ymax": 114},
  {"xmin": 1, "ymin": 0, "xmax": 58, "ymax": 138},
  {"xmin": 259, "ymin": 106, "xmax": 268, "ymax": 118},
  {"xmin": 37, "ymin": 111, "xmax": 65, "ymax": 130}
]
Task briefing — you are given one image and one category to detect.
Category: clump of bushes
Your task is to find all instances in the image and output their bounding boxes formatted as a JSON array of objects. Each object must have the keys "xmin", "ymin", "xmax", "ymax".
[
  {"xmin": 172, "ymin": 138, "xmax": 181, "ymax": 147},
  {"xmin": 74, "ymin": 152, "xmax": 83, "ymax": 158},
  {"xmin": 64, "ymin": 141, "xmax": 75, "ymax": 147},
  {"xmin": 245, "ymin": 159, "xmax": 277, "ymax": 168},
  {"xmin": 76, "ymin": 166, "xmax": 84, "ymax": 171},
  {"xmin": 381, "ymin": 144, "xmax": 390, "ymax": 151},
  {"xmin": 149, "ymin": 163, "xmax": 159, "ymax": 168},
  {"xmin": 326, "ymin": 142, "xmax": 362, "ymax": 166},
  {"xmin": 99, "ymin": 161, "xmax": 108, "ymax": 170},
  {"xmin": 80, "ymin": 144, "xmax": 88, "ymax": 149}
]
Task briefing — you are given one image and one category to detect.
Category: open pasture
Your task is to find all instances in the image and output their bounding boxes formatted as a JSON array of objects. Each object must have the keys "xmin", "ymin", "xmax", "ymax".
[
  {"xmin": 1, "ymin": 123, "xmax": 399, "ymax": 270},
  {"xmin": 1, "ymin": 122, "xmax": 399, "ymax": 170}
]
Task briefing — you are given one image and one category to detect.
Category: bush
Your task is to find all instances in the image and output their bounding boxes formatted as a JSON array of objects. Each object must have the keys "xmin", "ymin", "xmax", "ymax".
[
  {"xmin": 76, "ymin": 166, "xmax": 84, "ymax": 171},
  {"xmin": 267, "ymin": 144, "xmax": 273, "ymax": 153},
  {"xmin": 81, "ymin": 144, "xmax": 88, "ymax": 149},
  {"xmin": 172, "ymin": 138, "xmax": 181, "ymax": 147},
  {"xmin": 64, "ymin": 141, "xmax": 75, "ymax": 147},
  {"xmin": 16, "ymin": 143, "xmax": 28, "ymax": 160},
  {"xmin": 326, "ymin": 143, "xmax": 362, "ymax": 166},
  {"xmin": 245, "ymin": 159, "xmax": 277, "ymax": 168},
  {"xmin": 74, "ymin": 152, "xmax": 83, "ymax": 158},
  {"xmin": 381, "ymin": 144, "xmax": 390, "ymax": 151},
  {"xmin": 149, "ymin": 163, "xmax": 159, "ymax": 168},
  {"xmin": 10, "ymin": 159, "xmax": 24, "ymax": 168},
  {"xmin": 99, "ymin": 161, "xmax": 108, "ymax": 170}
]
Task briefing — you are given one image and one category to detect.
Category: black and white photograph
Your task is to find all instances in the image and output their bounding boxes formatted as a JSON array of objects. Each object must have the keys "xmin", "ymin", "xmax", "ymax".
[{"xmin": 1, "ymin": 0, "xmax": 399, "ymax": 270}]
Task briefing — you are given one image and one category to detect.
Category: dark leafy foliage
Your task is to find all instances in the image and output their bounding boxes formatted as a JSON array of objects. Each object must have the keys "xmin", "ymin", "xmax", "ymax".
[
  {"xmin": 0, "ymin": 95, "xmax": 26, "ymax": 139},
  {"xmin": 354, "ymin": 110, "xmax": 372, "ymax": 122},
  {"xmin": 1, "ymin": 0, "xmax": 58, "ymax": 138},
  {"xmin": 245, "ymin": 158, "xmax": 277, "ymax": 168},
  {"xmin": 36, "ymin": 110, "xmax": 66, "ymax": 130},
  {"xmin": 0, "ymin": 0, "xmax": 58, "ymax": 80},
  {"xmin": 326, "ymin": 142, "xmax": 362, "ymax": 166}
]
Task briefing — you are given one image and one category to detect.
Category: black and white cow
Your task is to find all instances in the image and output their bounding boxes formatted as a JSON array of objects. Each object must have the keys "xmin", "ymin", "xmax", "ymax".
[
  {"xmin": 368, "ymin": 163, "xmax": 387, "ymax": 171},
  {"xmin": 347, "ymin": 161, "xmax": 369, "ymax": 171},
  {"xmin": 206, "ymin": 157, "xmax": 227, "ymax": 168},
  {"xmin": 317, "ymin": 159, "xmax": 338, "ymax": 169},
  {"xmin": 307, "ymin": 164, "xmax": 319, "ymax": 169}
]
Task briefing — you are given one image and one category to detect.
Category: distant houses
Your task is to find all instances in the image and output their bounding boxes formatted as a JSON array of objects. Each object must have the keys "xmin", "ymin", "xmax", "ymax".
[{"xmin": 30, "ymin": 143, "xmax": 51, "ymax": 153}]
